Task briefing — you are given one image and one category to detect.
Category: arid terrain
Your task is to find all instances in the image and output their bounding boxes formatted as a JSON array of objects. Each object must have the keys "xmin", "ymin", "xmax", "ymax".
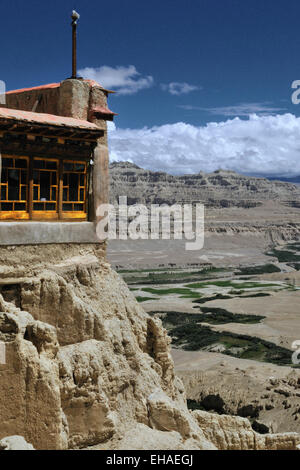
[
  {"xmin": 2, "ymin": 164, "xmax": 300, "ymax": 450},
  {"xmin": 107, "ymin": 163, "xmax": 300, "ymax": 437},
  {"xmin": 109, "ymin": 162, "xmax": 300, "ymax": 209}
]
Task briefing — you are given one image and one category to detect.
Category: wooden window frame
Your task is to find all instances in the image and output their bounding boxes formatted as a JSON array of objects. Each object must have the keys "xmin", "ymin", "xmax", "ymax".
[
  {"xmin": 60, "ymin": 160, "xmax": 87, "ymax": 220},
  {"xmin": 0, "ymin": 156, "xmax": 30, "ymax": 220},
  {"xmin": 0, "ymin": 154, "xmax": 88, "ymax": 221},
  {"xmin": 31, "ymin": 157, "xmax": 59, "ymax": 220}
]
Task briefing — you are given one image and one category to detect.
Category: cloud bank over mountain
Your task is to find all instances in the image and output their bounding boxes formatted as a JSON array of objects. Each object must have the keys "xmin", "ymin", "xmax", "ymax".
[{"xmin": 107, "ymin": 113, "xmax": 300, "ymax": 177}]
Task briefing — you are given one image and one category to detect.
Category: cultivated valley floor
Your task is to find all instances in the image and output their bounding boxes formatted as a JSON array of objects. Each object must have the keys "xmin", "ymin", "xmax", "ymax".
[{"xmin": 107, "ymin": 205, "xmax": 300, "ymax": 435}]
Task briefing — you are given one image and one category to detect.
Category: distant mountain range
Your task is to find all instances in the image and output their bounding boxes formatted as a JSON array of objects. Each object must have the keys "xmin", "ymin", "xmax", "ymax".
[{"xmin": 109, "ymin": 162, "xmax": 300, "ymax": 209}]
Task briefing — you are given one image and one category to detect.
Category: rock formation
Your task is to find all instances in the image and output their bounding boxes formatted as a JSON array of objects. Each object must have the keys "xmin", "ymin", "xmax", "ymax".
[
  {"xmin": 179, "ymin": 361, "xmax": 300, "ymax": 436},
  {"xmin": 194, "ymin": 411, "xmax": 300, "ymax": 450},
  {"xmin": 109, "ymin": 162, "xmax": 300, "ymax": 209},
  {"xmin": 0, "ymin": 436, "xmax": 34, "ymax": 450},
  {"xmin": 109, "ymin": 162, "xmax": 300, "ymax": 264},
  {"xmin": 0, "ymin": 244, "xmax": 299, "ymax": 450}
]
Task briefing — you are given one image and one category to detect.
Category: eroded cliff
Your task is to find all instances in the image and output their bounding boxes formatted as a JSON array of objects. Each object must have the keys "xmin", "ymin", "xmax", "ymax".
[{"xmin": 0, "ymin": 245, "xmax": 299, "ymax": 450}]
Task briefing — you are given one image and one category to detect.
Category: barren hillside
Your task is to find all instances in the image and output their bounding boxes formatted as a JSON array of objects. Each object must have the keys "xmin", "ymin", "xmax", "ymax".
[{"xmin": 110, "ymin": 162, "xmax": 300, "ymax": 209}]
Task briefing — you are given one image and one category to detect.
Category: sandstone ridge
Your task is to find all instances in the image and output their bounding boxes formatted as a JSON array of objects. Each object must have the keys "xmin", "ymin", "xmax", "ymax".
[{"xmin": 110, "ymin": 162, "xmax": 300, "ymax": 209}]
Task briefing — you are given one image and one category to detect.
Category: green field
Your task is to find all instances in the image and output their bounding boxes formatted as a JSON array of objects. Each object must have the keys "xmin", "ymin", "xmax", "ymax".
[
  {"xmin": 185, "ymin": 280, "xmax": 281, "ymax": 290},
  {"xmin": 150, "ymin": 309, "xmax": 265, "ymax": 326},
  {"xmin": 169, "ymin": 322, "xmax": 292, "ymax": 366},
  {"xmin": 235, "ymin": 264, "xmax": 281, "ymax": 275}
]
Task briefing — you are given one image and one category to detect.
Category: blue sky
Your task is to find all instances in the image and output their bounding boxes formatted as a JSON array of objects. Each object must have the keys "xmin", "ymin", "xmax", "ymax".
[{"xmin": 2, "ymin": 0, "xmax": 300, "ymax": 176}]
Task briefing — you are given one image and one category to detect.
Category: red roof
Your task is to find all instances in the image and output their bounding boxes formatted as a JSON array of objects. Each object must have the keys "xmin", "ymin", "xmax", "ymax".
[
  {"xmin": 6, "ymin": 79, "xmax": 115, "ymax": 95},
  {"xmin": 6, "ymin": 83, "xmax": 60, "ymax": 95},
  {"xmin": 0, "ymin": 107, "xmax": 101, "ymax": 131},
  {"xmin": 91, "ymin": 106, "xmax": 118, "ymax": 116},
  {"xmin": 84, "ymin": 79, "xmax": 116, "ymax": 94}
]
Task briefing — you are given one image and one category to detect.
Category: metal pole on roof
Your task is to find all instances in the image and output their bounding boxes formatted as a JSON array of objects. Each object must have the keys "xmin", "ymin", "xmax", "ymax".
[{"xmin": 71, "ymin": 10, "xmax": 80, "ymax": 79}]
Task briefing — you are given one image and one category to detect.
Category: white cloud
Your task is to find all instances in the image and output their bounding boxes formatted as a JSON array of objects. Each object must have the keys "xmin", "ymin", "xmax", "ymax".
[
  {"xmin": 180, "ymin": 102, "xmax": 286, "ymax": 117},
  {"xmin": 78, "ymin": 65, "xmax": 154, "ymax": 95},
  {"xmin": 108, "ymin": 113, "xmax": 300, "ymax": 177},
  {"xmin": 161, "ymin": 82, "xmax": 199, "ymax": 96},
  {"xmin": 107, "ymin": 121, "xmax": 116, "ymax": 132}
]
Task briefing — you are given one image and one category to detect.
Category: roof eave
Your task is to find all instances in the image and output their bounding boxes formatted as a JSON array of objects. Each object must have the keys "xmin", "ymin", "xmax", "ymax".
[{"xmin": 0, "ymin": 119, "xmax": 103, "ymax": 141}]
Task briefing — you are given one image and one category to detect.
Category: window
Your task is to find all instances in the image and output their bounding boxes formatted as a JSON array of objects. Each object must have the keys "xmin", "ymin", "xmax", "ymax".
[
  {"xmin": 0, "ymin": 155, "xmax": 88, "ymax": 220},
  {"xmin": 33, "ymin": 158, "xmax": 58, "ymax": 213},
  {"xmin": 62, "ymin": 160, "xmax": 87, "ymax": 214},
  {"xmin": 0, "ymin": 156, "xmax": 29, "ymax": 219}
]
